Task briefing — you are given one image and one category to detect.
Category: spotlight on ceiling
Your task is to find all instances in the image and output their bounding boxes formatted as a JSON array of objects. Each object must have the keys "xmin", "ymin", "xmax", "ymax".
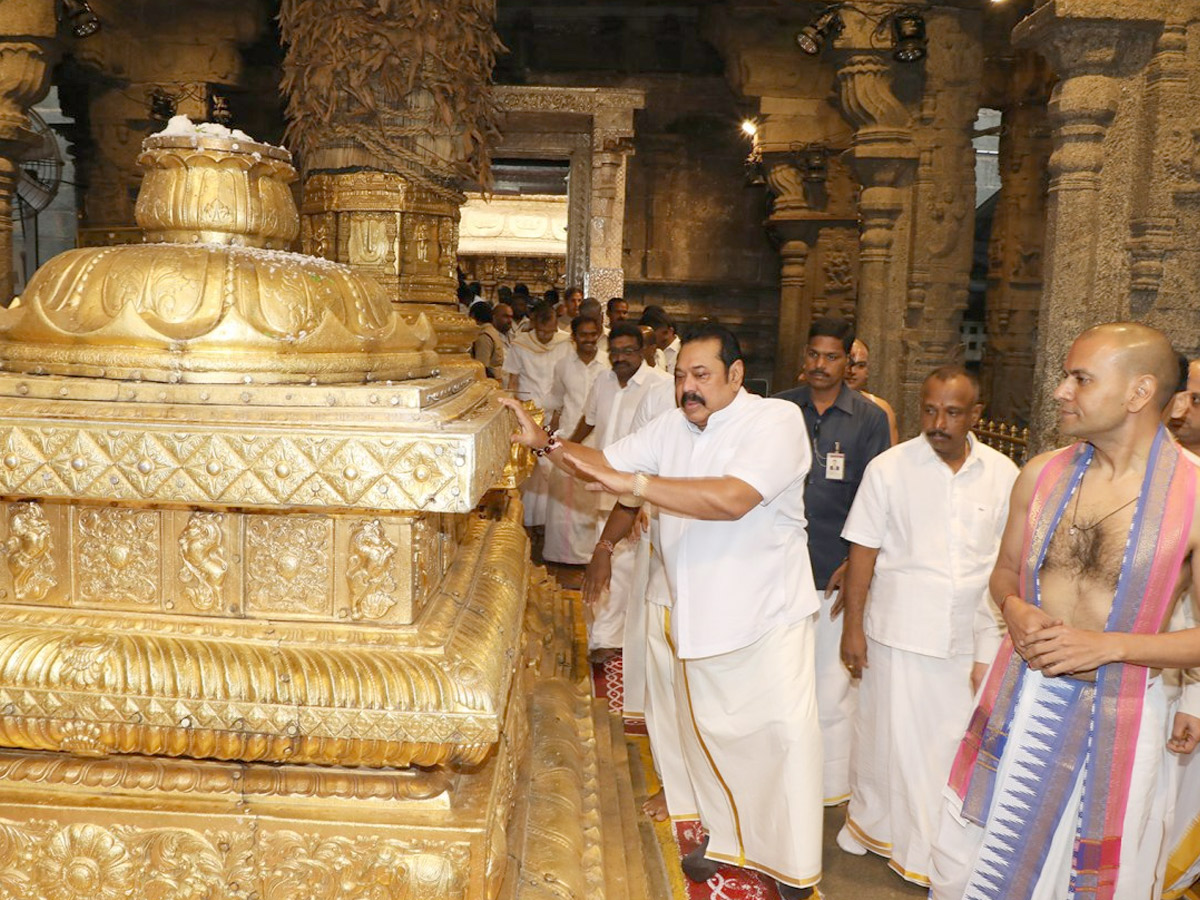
[
  {"xmin": 741, "ymin": 119, "xmax": 759, "ymax": 138},
  {"xmin": 795, "ymin": 6, "xmax": 843, "ymax": 56},
  {"xmin": 61, "ymin": 0, "xmax": 101, "ymax": 37},
  {"xmin": 892, "ymin": 10, "xmax": 927, "ymax": 63}
]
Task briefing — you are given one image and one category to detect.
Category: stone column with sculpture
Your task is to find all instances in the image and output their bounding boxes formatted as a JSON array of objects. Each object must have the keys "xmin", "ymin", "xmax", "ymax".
[
  {"xmin": 0, "ymin": 0, "xmax": 57, "ymax": 303},
  {"xmin": 763, "ymin": 150, "xmax": 859, "ymax": 390},
  {"xmin": 981, "ymin": 50, "xmax": 1053, "ymax": 426},
  {"xmin": 1014, "ymin": 4, "xmax": 1166, "ymax": 449},
  {"xmin": 280, "ymin": 0, "xmax": 502, "ymax": 355},
  {"xmin": 902, "ymin": 6, "xmax": 984, "ymax": 423},
  {"xmin": 834, "ymin": 48, "xmax": 918, "ymax": 423}
]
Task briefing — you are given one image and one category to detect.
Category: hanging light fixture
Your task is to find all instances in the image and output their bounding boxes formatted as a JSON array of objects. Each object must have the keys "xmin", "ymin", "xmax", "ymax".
[
  {"xmin": 60, "ymin": 0, "xmax": 101, "ymax": 37},
  {"xmin": 891, "ymin": 9, "xmax": 927, "ymax": 63},
  {"xmin": 796, "ymin": 6, "xmax": 844, "ymax": 56}
]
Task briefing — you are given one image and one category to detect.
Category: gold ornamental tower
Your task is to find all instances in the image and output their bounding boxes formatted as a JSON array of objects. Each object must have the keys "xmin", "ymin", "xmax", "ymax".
[{"xmin": 0, "ymin": 127, "xmax": 640, "ymax": 899}]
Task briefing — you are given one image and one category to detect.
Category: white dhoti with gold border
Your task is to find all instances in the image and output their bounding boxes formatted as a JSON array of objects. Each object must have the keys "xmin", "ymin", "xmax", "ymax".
[
  {"xmin": 930, "ymin": 670, "xmax": 1170, "ymax": 900},
  {"xmin": 846, "ymin": 638, "xmax": 975, "ymax": 886},
  {"xmin": 646, "ymin": 601, "xmax": 697, "ymax": 818},
  {"xmin": 674, "ymin": 617, "xmax": 823, "ymax": 889},
  {"xmin": 620, "ymin": 532, "xmax": 652, "ymax": 717}
]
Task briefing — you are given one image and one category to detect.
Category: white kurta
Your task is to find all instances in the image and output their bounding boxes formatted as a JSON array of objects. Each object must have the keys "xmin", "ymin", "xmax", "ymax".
[
  {"xmin": 840, "ymin": 435, "xmax": 1018, "ymax": 882},
  {"xmin": 542, "ymin": 351, "xmax": 608, "ymax": 564},
  {"xmin": 584, "ymin": 362, "xmax": 672, "ymax": 650},
  {"xmin": 619, "ymin": 378, "xmax": 676, "ymax": 717},
  {"xmin": 604, "ymin": 390, "xmax": 823, "ymax": 887},
  {"xmin": 502, "ymin": 331, "xmax": 570, "ymax": 527}
]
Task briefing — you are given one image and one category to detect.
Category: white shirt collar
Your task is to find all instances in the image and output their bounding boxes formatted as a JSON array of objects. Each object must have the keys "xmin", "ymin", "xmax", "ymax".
[
  {"xmin": 917, "ymin": 431, "xmax": 980, "ymax": 473},
  {"xmin": 685, "ymin": 387, "xmax": 749, "ymax": 434}
]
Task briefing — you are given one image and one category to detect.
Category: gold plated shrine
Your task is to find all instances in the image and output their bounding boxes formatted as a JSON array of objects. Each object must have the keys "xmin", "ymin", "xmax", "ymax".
[{"xmin": 0, "ymin": 128, "xmax": 623, "ymax": 900}]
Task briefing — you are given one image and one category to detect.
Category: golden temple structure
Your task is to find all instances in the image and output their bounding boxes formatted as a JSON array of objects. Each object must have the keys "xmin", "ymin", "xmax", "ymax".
[{"xmin": 0, "ymin": 114, "xmax": 645, "ymax": 900}]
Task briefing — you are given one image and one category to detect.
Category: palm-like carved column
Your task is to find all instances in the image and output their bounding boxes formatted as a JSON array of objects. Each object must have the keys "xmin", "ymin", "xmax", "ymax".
[{"xmin": 280, "ymin": 0, "xmax": 503, "ymax": 355}]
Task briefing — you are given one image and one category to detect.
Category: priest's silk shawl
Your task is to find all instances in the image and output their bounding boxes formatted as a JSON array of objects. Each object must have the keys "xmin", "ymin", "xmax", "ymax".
[{"xmin": 947, "ymin": 427, "xmax": 1195, "ymax": 900}]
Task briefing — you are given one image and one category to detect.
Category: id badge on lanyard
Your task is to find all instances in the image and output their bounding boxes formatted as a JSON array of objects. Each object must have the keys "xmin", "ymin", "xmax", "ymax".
[{"xmin": 826, "ymin": 442, "xmax": 845, "ymax": 481}]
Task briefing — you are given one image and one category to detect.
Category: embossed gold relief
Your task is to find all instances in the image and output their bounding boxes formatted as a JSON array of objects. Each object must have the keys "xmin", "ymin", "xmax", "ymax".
[
  {"xmin": 0, "ymin": 818, "xmax": 471, "ymax": 900},
  {"xmin": 348, "ymin": 519, "xmax": 399, "ymax": 620},
  {"xmin": 0, "ymin": 373, "xmax": 513, "ymax": 513},
  {"xmin": 0, "ymin": 507, "xmax": 529, "ymax": 766},
  {"xmin": 178, "ymin": 512, "xmax": 228, "ymax": 611},
  {"xmin": 245, "ymin": 516, "xmax": 332, "ymax": 617},
  {"xmin": 5, "ymin": 501, "xmax": 55, "ymax": 602},
  {"xmin": 75, "ymin": 508, "xmax": 160, "ymax": 607},
  {"xmin": 0, "ymin": 131, "xmax": 441, "ymax": 385}
]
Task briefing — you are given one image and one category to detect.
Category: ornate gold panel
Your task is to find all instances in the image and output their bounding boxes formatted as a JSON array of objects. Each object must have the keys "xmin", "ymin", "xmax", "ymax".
[
  {"xmin": 74, "ymin": 508, "xmax": 161, "ymax": 609},
  {"xmin": 0, "ymin": 505, "xmax": 529, "ymax": 766}
]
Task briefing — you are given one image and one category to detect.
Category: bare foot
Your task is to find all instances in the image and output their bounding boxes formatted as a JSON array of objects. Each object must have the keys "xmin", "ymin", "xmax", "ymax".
[{"xmin": 642, "ymin": 789, "xmax": 669, "ymax": 822}]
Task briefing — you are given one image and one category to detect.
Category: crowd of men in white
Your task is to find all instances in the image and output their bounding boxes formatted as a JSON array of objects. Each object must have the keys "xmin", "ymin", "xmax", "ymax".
[{"xmin": 473, "ymin": 283, "xmax": 1200, "ymax": 900}]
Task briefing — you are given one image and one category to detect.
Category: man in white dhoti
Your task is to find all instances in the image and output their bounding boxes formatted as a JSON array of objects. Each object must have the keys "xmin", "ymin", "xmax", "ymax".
[
  {"xmin": 542, "ymin": 316, "xmax": 608, "ymax": 565},
  {"xmin": 503, "ymin": 301, "xmax": 571, "ymax": 531},
  {"xmin": 775, "ymin": 317, "xmax": 891, "ymax": 806},
  {"xmin": 930, "ymin": 323, "xmax": 1200, "ymax": 900},
  {"xmin": 502, "ymin": 322, "xmax": 824, "ymax": 898},
  {"xmin": 584, "ymin": 376, "xmax": 686, "ymax": 823},
  {"xmin": 835, "ymin": 367, "xmax": 1018, "ymax": 886},
  {"xmin": 569, "ymin": 322, "xmax": 670, "ymax": 657}
]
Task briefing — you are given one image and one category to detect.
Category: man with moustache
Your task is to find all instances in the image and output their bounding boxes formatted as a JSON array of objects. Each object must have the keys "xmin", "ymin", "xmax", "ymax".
[
  {"xmin": 542, "ymin": 316, "xmax": 608, "ymax": 565},
  {"xmin": 775, "ymin": 317, "xmax": 891, "ymax": 807},
  {"xmin": 503, "ymin": 301, "xmax": 571, "ymax": 531},
  {"xmin": 835, "ymin": 367, "xmax": 1018, "ymax": 886},
  {"xmin": 500, "ymin": 323, "xmax": 823, "ymax": 898},
  {"xmin": 931, "ymin": 322, "xmax": 1200, "ymax": 900},
  {"xmin": 569, "ymin": 322, "xmax": 671, "ymax": 658},
  {"xmin": 607, "ymin": 296, "xmax": 629, "ymax": 328}
]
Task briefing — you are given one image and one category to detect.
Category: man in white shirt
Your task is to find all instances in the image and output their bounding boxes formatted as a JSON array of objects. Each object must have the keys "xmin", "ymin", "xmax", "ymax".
[
  {"xmin": 501, "ymin": 323, "xmax": 824, "ymax": 899},
  {"xmin": 642, "ymin": 306, "xmax": 682, "ymax": 374},
  {"xmin": 586, "ymin": 375, "xmax": 696, "ymax": 826},
  {"xmin": 835, "ymin": 366, "xmax": 1018, "ymax": 887},
  {"xmin": 542, "ymin": 316, "xmax": 608, "ymax": 564},
  {"xmin": 570, "ymin": 322, "xmax": 671, "ymax": 657},
  {"xmin": 503, "ymin": 301, "xmax": 571, "ymax": 529}
]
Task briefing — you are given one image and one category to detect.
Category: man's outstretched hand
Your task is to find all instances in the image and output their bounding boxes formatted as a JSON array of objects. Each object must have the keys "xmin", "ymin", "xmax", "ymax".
[
  {"xmin": 499, "ymin": 396, "xmax": 546, "ymax": 449},
  {"xmin": 564, "ymin": 451, "xmax": 634, "ymax": 497}
]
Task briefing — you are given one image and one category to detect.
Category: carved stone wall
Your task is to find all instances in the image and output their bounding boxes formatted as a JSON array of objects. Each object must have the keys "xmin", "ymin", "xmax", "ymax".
[
  {"xmin": 981, "ymin": 51, "xmax": 1053, "ymax": 426},
  {"xmin": 620, "ymin": 75, "xmax": 781, "ymax": 387},
  {"xmin": 1016, "ymin": 1, "xmax": 1200, "ymax": 450}
]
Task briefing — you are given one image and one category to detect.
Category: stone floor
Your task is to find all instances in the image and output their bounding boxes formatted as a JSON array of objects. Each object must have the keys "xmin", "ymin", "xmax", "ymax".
[{"xmin": 812, "ymin": 806, "xmax": 928, "ymax": 899}]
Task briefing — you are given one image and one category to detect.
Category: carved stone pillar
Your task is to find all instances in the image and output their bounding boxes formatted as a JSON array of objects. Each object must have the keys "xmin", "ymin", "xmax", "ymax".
[
  {"xmin": 981, "ymin": 52, "xmax": 1053, "ymax": 426},
  {"xmin": 1014, "ymin": 5, "xmax": 1163, "ymax": 448},
  {"xmin": 835, "ymin": 51, "xmax": 918, "ymax": 423},
  {"xmin": 281, "ymin": 0, "xmax": 502, "ymax": 354},
  {"xmin": 904, "ymin": 7, "xmax": 984, "ymax": 426},
  {"xmin": 764, "ymin": 154, "xmax": 858, "ymax": 390},
  {"xmin": 586, "ymin": 108, "xmax": 637, "ymax": 300},
  {"xmin": 0, "ymin": 0, "xmax": 58, "ymax": 303}
]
